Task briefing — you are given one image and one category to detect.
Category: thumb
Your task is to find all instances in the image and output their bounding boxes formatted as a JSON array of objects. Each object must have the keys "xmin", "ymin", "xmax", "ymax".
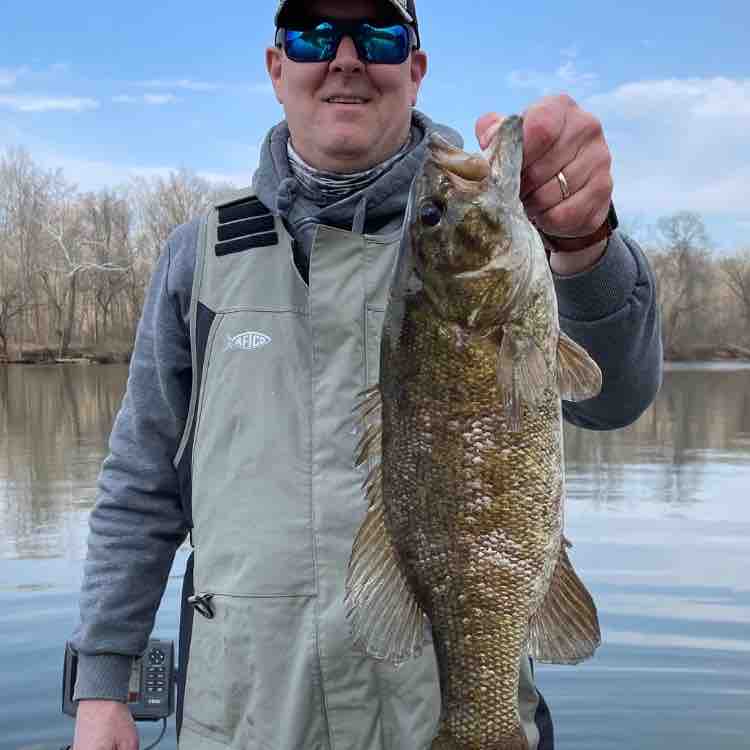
[{"xmin": 475, "ymin": 112, "xmax": 507, "ymax": 150}]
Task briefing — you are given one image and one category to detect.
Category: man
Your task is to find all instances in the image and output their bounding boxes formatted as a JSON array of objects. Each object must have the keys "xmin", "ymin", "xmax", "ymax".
[{"xmin": 71, "ymin": 1, "xmax": 662, "ymax": 748}]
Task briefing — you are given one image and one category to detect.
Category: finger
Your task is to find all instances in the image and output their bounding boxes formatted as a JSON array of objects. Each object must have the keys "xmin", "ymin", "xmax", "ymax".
[
  {"xmin": 532, "ymin": 171, "xmax": 613, "ymax": 238},
  {"xmin": 521, "ymin": 144, "xmax": 611, "ymax": 217},
  {"xmin": 520, "ymin": 137, "xmax": 584, "ymax": 201},
  {"xmin": 475, "ymin": 112, "xmax": 505, "ymax": 150},
  {"xmin": 521, "ymin": 96, "xmax": 570, "ymax": 170},
  {"xmin": 521, "ymin": 105, "xmax": 604, "ymax": 198},
  {"xmin": 522, "ymin": 155, "xmax": 593, "ymax": 219}
]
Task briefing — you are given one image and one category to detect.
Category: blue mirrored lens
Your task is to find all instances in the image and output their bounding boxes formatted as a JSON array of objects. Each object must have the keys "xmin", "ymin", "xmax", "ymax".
[
  {"xmin": 284, "ymin": 21, "xmax": 410, "ymax": 64},
  {"xmin": 285, "ymin": 23, "xmax": 338, "ymax": 62},
  {"xmin": 359, "ymin": 24, "xmax": 409, "ymax": 64}
]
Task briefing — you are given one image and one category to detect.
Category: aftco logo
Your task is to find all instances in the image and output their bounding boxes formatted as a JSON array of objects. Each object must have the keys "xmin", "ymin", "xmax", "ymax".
[{"xmin": 226, "ymin": 331, "xmax": 272, "ymax": 352}]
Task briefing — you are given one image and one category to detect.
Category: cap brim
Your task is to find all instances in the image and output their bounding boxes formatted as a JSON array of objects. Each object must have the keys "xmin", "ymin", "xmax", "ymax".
[{"xmin": 275, "ymin": 0, "xmax": 413, "ymax": 25}]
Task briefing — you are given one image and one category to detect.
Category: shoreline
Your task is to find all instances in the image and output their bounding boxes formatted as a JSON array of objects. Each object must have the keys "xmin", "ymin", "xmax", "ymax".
[
  {"xmin": 0, "ymin": 349, "xmax": 131, "ymax": 365},
  {"xmin": 2, "ymin": 345, "xmax": 750, "ymax": 366}
]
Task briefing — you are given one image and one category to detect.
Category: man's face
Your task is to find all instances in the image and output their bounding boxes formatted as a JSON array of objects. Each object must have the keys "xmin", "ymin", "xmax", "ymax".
[{"xmin": 266, "ymin": 0, "xmax": 427, "ymax": 173}]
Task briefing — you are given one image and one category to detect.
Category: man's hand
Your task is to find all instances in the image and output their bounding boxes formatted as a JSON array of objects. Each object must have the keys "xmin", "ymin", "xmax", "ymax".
[
  {"xmin": 476, "ymin": 95, "xmax": 613, "ymax": 272},
  {"xmin": 73, "ymin": 700, "xmax": 138, "ymax": 750}
]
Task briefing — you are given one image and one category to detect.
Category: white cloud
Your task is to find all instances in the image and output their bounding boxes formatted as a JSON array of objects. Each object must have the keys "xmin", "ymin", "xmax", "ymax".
[
  {"xmin": 33, "ymin": 152, "xmax": 176, "ymax": 190},
  {"xmin": 28, "ymin": 148, "xmax": 259, "ymax": 193},
  {"xmin": 0, "ymin": 71, "xmax": 18, "ymax": 88},
  {"xmin": 585, "ymin": 77, "xmax": 750, "ymax": 216},
  {"xmin": 588, "ymin": 77, "xmax": 750, "ymax": 120},
  {"xmin": 507, "ymin": 59, "xmax": 599, "ymax": 96},
  {"xmin": 143, "ymin": 94, "xmax": 179, "ymax": 105},
  {"xmin": 138, "ymin": 78, "xmax": 222, "ymax": 92},
  {"xmin": 0, "ymin": 67, "xmax": 29, "ymax": 88},
  {"xmin": 134, "ymin": 78, "xmax": 274, "ymax": 96},
  {"xmin": 113, "ymin": 93, "xmax": 180, "ymax": 105},
  {"xmin": 0, "ymin": 95, "xmax": 99, "ymax": 113}
]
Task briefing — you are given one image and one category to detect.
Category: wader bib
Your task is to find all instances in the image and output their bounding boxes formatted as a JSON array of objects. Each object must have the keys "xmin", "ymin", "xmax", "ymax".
[{"xmin": 172, "ymin": 189, "xmax": 550, "ymax": 750}]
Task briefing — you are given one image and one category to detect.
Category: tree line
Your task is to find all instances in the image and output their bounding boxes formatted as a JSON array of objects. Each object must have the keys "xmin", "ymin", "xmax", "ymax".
[
  {"xmin": 0, "ymin": 147, "xmax": 749, "ymax": 361},
  {"xmin": 0, "ymin": 147, "xmax": 230, "ymax": 360}
]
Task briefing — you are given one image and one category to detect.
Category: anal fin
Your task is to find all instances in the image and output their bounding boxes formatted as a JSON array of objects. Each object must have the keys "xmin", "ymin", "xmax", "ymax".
[
  {"xmin": 347, "ymin": 384, "xmax": 425, "ymax": 665},
  {"xmin": 528, "ymin": 539, "xmax": 601, "ymax": 664},
  {"xmin": 345, "ymin": 494, "xmax": 426, "ymax": 665}
]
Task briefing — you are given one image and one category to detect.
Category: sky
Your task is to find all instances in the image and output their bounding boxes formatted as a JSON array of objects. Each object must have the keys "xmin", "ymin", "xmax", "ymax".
[{"xmin": 1, "ymin": 0, "xmax": 748, "ymax": 250}]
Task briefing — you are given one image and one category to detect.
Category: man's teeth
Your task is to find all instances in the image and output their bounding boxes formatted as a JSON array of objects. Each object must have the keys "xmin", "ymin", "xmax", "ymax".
[{"xmin": 327, "ymin": 97, "xmax": 367, "ymax": 103}]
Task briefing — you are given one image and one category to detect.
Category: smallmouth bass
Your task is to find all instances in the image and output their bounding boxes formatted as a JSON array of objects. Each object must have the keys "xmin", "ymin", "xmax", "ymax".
[{"xmin": 346, "ymin": 116, "xmax": 603, "ymax": 750}]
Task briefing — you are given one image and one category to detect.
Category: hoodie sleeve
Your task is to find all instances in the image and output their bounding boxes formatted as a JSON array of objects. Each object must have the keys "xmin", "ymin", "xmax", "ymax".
[
  {"xmin": 70, "ymin": 218, "xmax": 200, "ymax": 702},
  {"xmin": 557, "ymin": 231, "xmax": 663, "ymax": 430}
]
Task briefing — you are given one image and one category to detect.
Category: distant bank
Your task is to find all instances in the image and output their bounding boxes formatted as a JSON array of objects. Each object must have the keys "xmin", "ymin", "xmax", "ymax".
[
  {"xmin": 2, "ymin": 344, "xmax": 750, "ymax": 366},
  {"xmin": 0, "ymin": 347, "xmax": 131, "ymax": 365}
]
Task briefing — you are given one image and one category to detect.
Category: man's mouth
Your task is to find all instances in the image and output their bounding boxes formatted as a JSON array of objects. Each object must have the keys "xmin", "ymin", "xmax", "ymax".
[{"xmin": 324, "ymin": 96, "xmax": 370, "ymax": 104}]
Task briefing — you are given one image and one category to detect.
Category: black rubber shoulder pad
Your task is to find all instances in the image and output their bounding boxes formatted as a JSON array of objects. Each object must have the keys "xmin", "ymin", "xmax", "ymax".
[{"xmin": 215, "ymin": 195, "xmax": 278, "ymax": 256}]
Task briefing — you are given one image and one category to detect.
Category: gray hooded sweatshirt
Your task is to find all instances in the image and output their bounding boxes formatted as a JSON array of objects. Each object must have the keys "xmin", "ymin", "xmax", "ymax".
[{"xmin": 71, "ymin": 111, "xmax": 662, "ymax": 733}]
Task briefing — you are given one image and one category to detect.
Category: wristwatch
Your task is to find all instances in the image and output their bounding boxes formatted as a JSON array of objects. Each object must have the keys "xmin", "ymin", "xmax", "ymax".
[{"xmin": 540, "ymin": 202, "xmax": 619, "ymax": 254}]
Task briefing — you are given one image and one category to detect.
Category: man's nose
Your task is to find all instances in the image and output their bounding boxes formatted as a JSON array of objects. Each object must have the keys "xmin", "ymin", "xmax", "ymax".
[{"xmin": 331, "ymin": 35, "xmax": 363, "ymax": 73}]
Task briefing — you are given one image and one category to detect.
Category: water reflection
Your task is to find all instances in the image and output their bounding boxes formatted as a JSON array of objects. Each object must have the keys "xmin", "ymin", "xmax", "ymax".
[
  {"xmin": 1, "ymin": 364, "xmax": 749, "ymax": 750},
  {"xmin": 2, "ymin": 364, "xmax": 750, "ymax": 560},
  {"xmin": 564, "ymin": 366, "xmax": 750, "ymax": 508},
  {"xmin": 0, "ymin": 364, "xmax": 127, "ymax": 560}
]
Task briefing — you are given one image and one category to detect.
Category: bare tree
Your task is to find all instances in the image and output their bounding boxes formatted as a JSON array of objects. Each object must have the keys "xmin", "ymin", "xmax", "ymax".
[
  {"xmin": 82, "ymin": 190, "xmax": 132, "ymax": 344},
  {"xmin": 651, "ymin": 212, "xmax": 713, "ymax": 357},
  {"xmin": 721, "ymin": 249, "xmax": 750, "ymax": 336},
  {"xmin": 0, "ymin": 147, "xmax": 56, "ymax": 349},
  {"xmin": 129, "ymin": 167, "xmax": 217, "ymax": 260},
  {"xmin": 0, "ymin": 150, "xmax": 241, "ymax": 357},
  {"xmin": 37, "ymin": 180, "xmax": 130, "ymax": 357}
]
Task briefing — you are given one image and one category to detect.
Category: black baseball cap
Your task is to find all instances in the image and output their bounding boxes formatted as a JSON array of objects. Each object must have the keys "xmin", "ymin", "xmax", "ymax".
[{"xmin": 275, "ymin": 0, "xmax": 420, "ymax": 47}]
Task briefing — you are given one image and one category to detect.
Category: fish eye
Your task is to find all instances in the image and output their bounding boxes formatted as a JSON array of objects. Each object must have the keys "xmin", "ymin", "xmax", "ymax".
[{"xmin": 419, "ymin": 200, "xmax": 444, "ymax": 227}]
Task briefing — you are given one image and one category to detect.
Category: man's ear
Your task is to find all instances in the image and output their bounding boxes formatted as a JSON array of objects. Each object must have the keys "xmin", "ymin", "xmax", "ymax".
[
  {"xmin": 266, "ymin": 47, "xmax": 285, "ymax": 104},
  {"xmin": 409, "ymin": 50, "xmax": 428, "ymax": 106}
]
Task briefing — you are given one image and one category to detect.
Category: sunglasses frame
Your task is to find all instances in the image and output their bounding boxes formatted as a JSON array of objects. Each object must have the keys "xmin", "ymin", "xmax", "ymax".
[{"xmin": 275, "ymin": 18, "xmax": 419, "ymax": 65}]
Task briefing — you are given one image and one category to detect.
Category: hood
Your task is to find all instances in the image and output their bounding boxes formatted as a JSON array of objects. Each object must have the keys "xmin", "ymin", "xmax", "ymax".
[{"xmin": 251, "ymin": 111, "xmax": 463, "ymax": 266}]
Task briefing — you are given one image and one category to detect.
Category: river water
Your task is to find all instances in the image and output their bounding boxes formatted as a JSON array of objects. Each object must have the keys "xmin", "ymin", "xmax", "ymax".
[{"xmin": 1, "ymin": 363, "xmax": 748, "ymax": 750}]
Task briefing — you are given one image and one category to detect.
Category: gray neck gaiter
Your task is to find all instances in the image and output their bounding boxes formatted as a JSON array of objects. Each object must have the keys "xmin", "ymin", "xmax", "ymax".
[{"xmin": 287, "ymin": 136, "xmax": 413, "ymax": 207}]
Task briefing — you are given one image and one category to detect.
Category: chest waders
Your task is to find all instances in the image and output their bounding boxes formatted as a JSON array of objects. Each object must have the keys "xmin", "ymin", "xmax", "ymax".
[{"xmin": 172, "ymin": 189, "xmax": 551, "ymax": 750}]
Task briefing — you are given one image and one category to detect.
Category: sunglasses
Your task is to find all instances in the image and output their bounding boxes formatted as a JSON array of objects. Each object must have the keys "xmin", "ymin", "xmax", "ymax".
[{"xmin": 275, "ymin": 19, "xmax": 417, "ymax": 65}]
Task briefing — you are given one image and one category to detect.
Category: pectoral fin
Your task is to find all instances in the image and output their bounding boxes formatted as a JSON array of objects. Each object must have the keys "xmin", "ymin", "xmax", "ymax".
[
  {"xmin": 497, "ymin": 327, "xmax": 549, "ymax": 432},
  {"xmin": 528, "ymin": 538, "xmax": 601, "ymax": 664},
  {"xmin": 557, "ymin": 332, "xmax": 602, "ymax": 402}
]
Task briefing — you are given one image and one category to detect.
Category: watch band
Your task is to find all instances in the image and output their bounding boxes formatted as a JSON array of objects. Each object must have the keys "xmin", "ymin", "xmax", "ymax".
[{"xmin": 541, "ymin": 202, "xmax": 619, "ymax": 254}]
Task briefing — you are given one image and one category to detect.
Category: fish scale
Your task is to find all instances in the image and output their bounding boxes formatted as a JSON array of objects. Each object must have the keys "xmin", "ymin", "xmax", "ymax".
[{"xmin": 346, "ymin": 116, "xmax": 603, "ymax": 750}]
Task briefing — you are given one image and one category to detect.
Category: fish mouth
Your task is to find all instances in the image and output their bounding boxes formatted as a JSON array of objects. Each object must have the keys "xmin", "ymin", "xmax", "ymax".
[{"xmin": 427, "ymin": 133, "xmax": 490, "ymax": 186}]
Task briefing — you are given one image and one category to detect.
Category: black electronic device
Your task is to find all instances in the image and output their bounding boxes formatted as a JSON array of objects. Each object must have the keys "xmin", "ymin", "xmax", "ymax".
[{"xmin": 62, "ymin": 639, "xmax": 175, "ymax": 721}]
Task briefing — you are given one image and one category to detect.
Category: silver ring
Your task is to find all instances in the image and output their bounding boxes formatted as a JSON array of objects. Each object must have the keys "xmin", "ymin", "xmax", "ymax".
[{"xmin": 556, "ymin": 171, "xmax": 571, "ymax": 201}]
